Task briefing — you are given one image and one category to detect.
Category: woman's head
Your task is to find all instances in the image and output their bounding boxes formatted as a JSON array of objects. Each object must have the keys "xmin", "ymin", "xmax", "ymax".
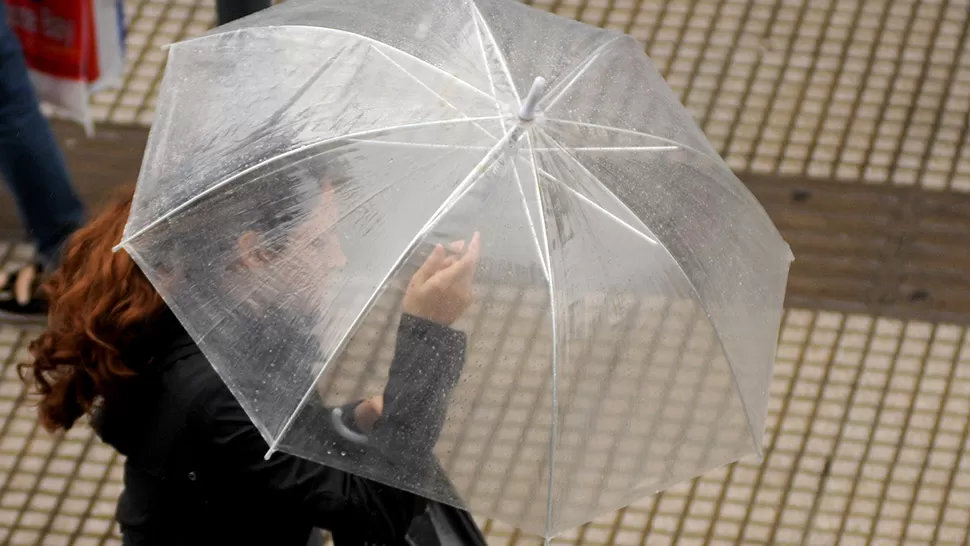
[
  {"xmin": 22, "ymin": 161, "xmax": 345, "ymax": 432},
  {"xmin": 21, "ymin": 189, "xmax": 170, "ymax": 432}
]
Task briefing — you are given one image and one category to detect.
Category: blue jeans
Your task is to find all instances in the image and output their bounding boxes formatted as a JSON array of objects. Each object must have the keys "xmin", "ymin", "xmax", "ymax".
[
  {"xmin": 216, "ymin": 0, "xmax": 272, "ymax": 25},
  {"xmin": 0, "ymin": 3, "xmax": 84, "ymax": 269}
]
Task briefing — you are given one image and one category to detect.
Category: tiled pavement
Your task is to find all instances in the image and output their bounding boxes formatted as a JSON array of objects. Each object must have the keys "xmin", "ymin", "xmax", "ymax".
[
  {"xmin": 84, "ymin": 0, "xmax": 970, "ymax": 192},
  {"xmin": 4, "ymin": 242, "xmax": 970, "ymax": 545},
  {"xmin": 3, "ymin": 0, "xmax": 970, "ymax": 544}
]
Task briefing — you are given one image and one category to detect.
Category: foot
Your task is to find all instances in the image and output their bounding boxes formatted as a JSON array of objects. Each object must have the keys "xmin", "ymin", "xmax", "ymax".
[{"xmin": 0, "ymin": 263, "xmax": 48, "ymax": 322}]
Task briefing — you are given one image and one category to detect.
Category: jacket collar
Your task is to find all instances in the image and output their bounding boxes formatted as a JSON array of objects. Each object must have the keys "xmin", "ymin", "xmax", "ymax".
[{"xmin": 154, "ymin": 311, "xmax": 202, "ymax": 370}]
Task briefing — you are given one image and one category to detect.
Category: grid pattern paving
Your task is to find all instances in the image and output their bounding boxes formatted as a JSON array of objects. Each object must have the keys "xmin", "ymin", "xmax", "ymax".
[
  {"xmin": 3, "ymin": 243, "xmax": 970, "ymax": 545},
  {"xmin": 82, "ymin": 0, "xmax": 970, "ymax": 191},
  {"xmin": 6, "ymin": 0, "xmax": 970, "ymax": 544}
]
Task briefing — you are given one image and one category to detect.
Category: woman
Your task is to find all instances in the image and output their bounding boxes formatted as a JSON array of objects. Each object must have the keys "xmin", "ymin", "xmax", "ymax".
[{"xmin": 20, "ymin": 188, "xmax": 482, "ymax": 546}]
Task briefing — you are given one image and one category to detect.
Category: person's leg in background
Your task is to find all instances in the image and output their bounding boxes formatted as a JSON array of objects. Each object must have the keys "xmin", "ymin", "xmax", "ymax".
[
  {"xmin": 0, "ymin": 2, "xmax": 85, "ymax": 318},
  {"xmin": 216, "ymin": 0, "xmax": 273, "ymax": 25},
  {"xmin": 305, "ymin": 528, "xmax": 324, "ymax": 546}
]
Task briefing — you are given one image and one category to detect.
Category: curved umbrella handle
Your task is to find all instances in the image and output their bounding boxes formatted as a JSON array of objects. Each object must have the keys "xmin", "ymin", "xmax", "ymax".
[{"xmin": 331, "ymin": 406, "xmax": 370, "ymax": 445}]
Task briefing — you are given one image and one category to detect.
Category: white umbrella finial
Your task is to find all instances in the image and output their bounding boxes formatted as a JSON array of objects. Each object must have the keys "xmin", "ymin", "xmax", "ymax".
[{"xmin": 518, "ymin": 76, "xmax": 547, "ymax": 121}]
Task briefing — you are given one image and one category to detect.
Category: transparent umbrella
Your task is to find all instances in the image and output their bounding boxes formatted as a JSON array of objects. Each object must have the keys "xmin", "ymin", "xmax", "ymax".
[{"xmin": 118, "ymin": 0, "xmax": 793, "ymax": 539}]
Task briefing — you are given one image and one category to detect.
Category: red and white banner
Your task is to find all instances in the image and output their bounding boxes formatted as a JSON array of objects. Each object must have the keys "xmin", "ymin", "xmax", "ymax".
[{"xmin": 5, "ymin": 0, "xmax": 126, "ymax": 135}]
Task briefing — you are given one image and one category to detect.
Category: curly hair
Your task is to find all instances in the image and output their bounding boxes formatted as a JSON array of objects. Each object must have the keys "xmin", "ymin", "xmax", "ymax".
[
  {"xmin": 21, "ymin": 155, "xmax": 340, "ymax": 433},
  {"xmin": 20, "ymin": 189, "xmax": 170, "ymax": 432}
]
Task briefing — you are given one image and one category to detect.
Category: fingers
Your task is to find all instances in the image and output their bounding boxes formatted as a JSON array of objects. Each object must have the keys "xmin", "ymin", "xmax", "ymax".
[
  {"xmin": 415, "ymin": 235, "xmax": 474, "ymax": 281},
  {"xmin": 354, "ymin": 395, "xmax": 384, "ymax": 433},
  {"xmin": 459, "ymin": 232, "xmax": 482, "ymax": 289},
  {"xmin": 448, "ymin": 233, "xmax": 479, "ymax": 260},
  {"xmin": 402, "ymin": 234, "xmax": 481, "ymax": 324},
  {"xmin": 412, "ymin": 244, "xmax": 446, "ymax": 285},
  {"xmin": 365, "ymin": 395, "xmax": 384, "ymax": 416},
  {"xmin": 464, "ymin": 231, "xmax": 481, "ymax": 264},
  {"xmin": 429, "ymin": 232, "xmax": 481, "ymax": 289}
]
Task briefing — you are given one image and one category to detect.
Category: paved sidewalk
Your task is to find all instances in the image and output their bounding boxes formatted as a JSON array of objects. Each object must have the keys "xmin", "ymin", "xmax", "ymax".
[
  {"xmin": 2, "ymin": 1, "xmax": 970, "ymax": 544},
  {"xmin": 80, "ymin": 0, "xmax": 970, "ymax": 192},
  {"xmin": 3, "ymin": 244, "xmax": 968, "ymax": 545}
]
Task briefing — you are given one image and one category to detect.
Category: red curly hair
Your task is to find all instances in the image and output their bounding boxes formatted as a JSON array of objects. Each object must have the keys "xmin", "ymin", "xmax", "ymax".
[{"xmin": 20, "ymin": 189, "xmax": 170, "ymax": 432}]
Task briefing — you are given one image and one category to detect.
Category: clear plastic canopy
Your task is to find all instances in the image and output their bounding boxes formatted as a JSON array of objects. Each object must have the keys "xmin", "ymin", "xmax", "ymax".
[{"xmin": 120, "ymin": 0, "xmax": 793, "ymax": 538}]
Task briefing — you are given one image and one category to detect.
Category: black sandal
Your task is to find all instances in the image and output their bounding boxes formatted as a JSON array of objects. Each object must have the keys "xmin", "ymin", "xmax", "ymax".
[{"xmin": 0, "ymin": 263, "xmax": 48, "ymax": 322}]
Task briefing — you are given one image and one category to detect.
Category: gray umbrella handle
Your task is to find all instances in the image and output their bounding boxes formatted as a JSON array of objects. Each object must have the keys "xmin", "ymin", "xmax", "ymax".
[{"xmin": 331, "ymin": 406, "xmax": 369, "ymax": 445}]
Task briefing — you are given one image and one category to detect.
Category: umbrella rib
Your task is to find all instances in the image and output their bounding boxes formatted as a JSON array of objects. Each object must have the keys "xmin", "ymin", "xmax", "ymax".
[
  {"xmin": 538, "ymin": 133, "xmax": 764, "ymax": 463},
  {"xmin": 468, "ymin": 0, "xmax": 512, "ymax": 133},
  {"xmin": 414, "ymin": 124, "xmax": 521, "ymax": 236},
  {"xmin": 548, "ymin": 145, "xmax": 679, "ymax": 152},
  {"xmin": 346, "ymin": 140, "xmax": 493, "ymax": 150},
  {"xmin": 342, "ymin": 142, "xmax": 676, "ymax": 152},
  {"xmin": 543, "ymin": 118, "xmax": 722, "ymax": 164},
  {"xmin": 522, "ymin": 133, "xmax": 558, "ymax": 540},
  {"xmin": 115, "ymin": 116, "xmax": 507, "ymax": 250},
  {"xmin": 545, "ymin": 118, "xmax": 782, "ymax": 239},
  {"xmin": 535, "ymin": 168, "xmax": 659, "ymax": 246},
  {"xmin": 520, "ymin": 133, "xmax": 552, "ymax": 276},
  {"xmin": 183, "ymin": 25, "xmax": 497, "ymax": 104},
  {"xmin": 191, "ymin": 173, "xmax": 428, "ymax": 346},
  {"xmin": 268, "ymin": 125, "xmax": 522, "ymax": 458},
  {"xmin": 240, "ymin": 44, "xmax": 348, "ymax": 146},
  {"xmin": 468, "ymin": 0, "xmax": 521, "ymax": 106},
  {"xmin": 265, "ymin": 254, "xmax": 414, "ymax": 459},
  {"xmin": 509, "ymin": 136, "xmax": 549, "ymax": 277},
  {"xmin": 371, "ymin": 47, "xmax": 501, "ymax": 141},
  {"xmin": 523, "ymin": 131, "xmax": 553, "ymax": 281},
  {"xmin": 534, "ymin": 127, "xmax": 659, "ymax": 246},
  {"xmin": 540, "ymin": 34, "xmax": 628, "ymax": 112}
]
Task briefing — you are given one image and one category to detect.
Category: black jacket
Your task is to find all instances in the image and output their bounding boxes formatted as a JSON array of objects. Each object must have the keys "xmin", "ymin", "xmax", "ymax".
[{"xmin": 94, "ymin": 313, "xmax": 468, "ymax": 546}]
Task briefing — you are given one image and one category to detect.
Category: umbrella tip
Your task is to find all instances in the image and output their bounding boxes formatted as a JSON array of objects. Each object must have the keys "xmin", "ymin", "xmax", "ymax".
[{"xmin": 518, "ymin": 76, "xmax": 547, "ymax": 122}]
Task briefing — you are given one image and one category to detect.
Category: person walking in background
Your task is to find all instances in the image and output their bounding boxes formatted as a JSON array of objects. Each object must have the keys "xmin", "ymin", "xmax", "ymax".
[
  {"xmin": 0, "ymin": 0, "xmax": 269, "ymax": 321},
  {"xmin": 217, "ymin": 0, "xmax": 273, "ymax": 25},
  {"xmin": 0, "ymin": 1, "xmax": 86, "ymax": 320},
  {"xmin": 0, "ymin": 0, "xmax": 273, "ymax": 323}
]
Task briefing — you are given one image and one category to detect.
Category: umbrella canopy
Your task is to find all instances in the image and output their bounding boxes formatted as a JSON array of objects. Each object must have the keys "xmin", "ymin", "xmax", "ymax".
[{"xmin": 118, "ymin": 0, "xmax": 793, "ymax": 538}]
